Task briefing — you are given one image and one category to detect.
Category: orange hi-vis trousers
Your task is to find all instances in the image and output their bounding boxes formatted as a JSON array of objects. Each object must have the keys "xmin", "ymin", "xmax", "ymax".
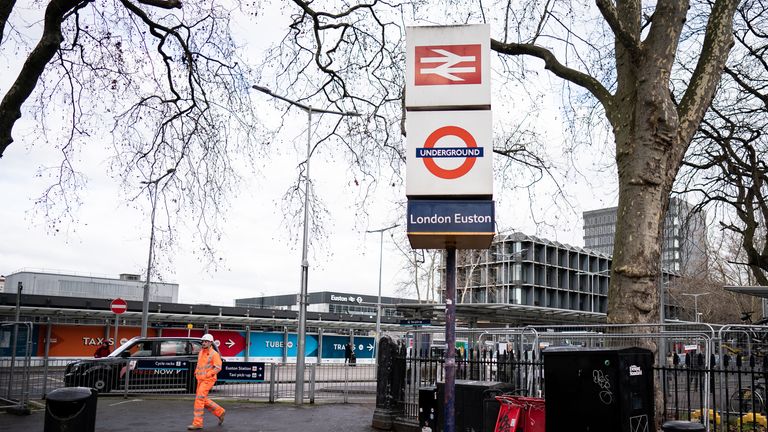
[{"xmin": 192, "ymin": 379, "xmax": 224, "ymax": 427}]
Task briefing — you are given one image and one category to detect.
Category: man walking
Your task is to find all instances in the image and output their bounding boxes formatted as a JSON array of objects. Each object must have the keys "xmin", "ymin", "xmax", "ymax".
[{"xmin": 188, "ymin": 334, "xmax": 225, "ymax": 430}]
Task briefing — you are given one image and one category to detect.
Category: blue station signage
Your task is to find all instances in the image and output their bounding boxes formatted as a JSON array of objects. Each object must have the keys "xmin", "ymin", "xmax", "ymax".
[{"xmin": 407, "ymin": 200, "xmax": 495, "ymax": 248}]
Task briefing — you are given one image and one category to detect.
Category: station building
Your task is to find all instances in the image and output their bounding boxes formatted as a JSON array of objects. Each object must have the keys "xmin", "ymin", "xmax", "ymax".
[
  {"xmin": 235, "ymin": 291, "xmax": 407, "ymax": 319},
  {"xmin": 4, "ymin": 269, "xmax": 179, "ymax": 303},
  {"xmin": 397, "ymin": 231, "xmax": 679, "ymax": 326}
]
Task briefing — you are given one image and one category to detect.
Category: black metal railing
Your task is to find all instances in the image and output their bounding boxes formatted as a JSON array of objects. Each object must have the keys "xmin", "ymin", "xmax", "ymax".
[{"xmin": 397, "ymin": 349, "xmax": 768, "ymax": 431}]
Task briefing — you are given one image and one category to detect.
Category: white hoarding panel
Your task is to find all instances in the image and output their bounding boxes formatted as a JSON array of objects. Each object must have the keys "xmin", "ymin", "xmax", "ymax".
[
  {"xmin": 406, "ymin": 110, "xmax": 492, "ymax": 197},
  {"xmin": 406, "ymin": 24, "xmax": 491, "ymax": 109}
]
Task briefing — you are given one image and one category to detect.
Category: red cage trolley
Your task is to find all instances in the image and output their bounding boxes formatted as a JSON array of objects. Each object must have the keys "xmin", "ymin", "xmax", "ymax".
[{"xmin": 494, "ymin": 395, "xmax": 545, "ymax": 432}]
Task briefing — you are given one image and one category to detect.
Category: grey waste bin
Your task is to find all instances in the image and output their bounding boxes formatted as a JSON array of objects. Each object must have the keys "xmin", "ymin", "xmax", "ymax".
[
  {"xmin": 661, "ymin": 421, "xmax": 706, "ymax": 431},
  {"xmin": 45, "ymin": 387, "xmax": 97, "ymax": 432}
]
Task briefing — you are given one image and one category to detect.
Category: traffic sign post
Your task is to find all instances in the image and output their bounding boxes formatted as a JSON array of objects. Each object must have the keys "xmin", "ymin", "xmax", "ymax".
[{"xmin": 110, "ymin": 298, "xmax": 127, "ymax": 350}]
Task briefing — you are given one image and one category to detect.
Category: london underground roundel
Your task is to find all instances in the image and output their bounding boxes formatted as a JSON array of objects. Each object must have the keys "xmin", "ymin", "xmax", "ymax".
[
  {"xmin": 420, "ymin": 125, "xmax": 479, "ymax": 179},
  {"xmin": 406, "ymin": 110, "xmax": 492, "ymax": 197}
]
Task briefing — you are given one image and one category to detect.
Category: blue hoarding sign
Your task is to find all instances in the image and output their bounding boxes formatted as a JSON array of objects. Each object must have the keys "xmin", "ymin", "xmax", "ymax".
[
  {"xmin": 247, "ymin": 332, "xmax": 318, "ymax": 358},
  {"xmin": 320, "ymin": 335, "xmax": 375, "ymax": 359},
  {"xmin": 351, "ymin": 337, "xmax": 376, "ymax": 359}
]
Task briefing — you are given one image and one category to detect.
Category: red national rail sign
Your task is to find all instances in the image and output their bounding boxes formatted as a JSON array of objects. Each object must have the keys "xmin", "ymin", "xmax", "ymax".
[{"xmin": 110, "ymin": 298, "xmax": 127, "ymax": 315}]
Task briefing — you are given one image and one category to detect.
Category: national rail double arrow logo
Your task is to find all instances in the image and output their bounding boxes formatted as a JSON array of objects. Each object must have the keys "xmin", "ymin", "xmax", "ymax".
[
  {"xmin": 416, "ymin": 125, "xmax": 483, "ymax": 180},
  {"xmin": 415, "ymin": 44, "xmax": 481, "ymax": 85}
]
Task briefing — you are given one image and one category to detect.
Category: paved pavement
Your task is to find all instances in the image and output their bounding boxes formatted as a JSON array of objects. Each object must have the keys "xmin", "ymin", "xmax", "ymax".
[{"xmin": 0, "ymin": 397, "xmax": 378, "ymax": 432}]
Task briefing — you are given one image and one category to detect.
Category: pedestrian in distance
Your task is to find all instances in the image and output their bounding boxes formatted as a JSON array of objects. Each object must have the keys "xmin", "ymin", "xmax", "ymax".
[
  {"xmin": 344, "ymin": 342, "xmax": 353, "ymax": 364},
  {"xmin": 93, "ymin": 341, "xmax": 110, "ymax": 358},
  {"xmin": 188, "ymin": 334, "xmax": 225, "ymax": 430}
]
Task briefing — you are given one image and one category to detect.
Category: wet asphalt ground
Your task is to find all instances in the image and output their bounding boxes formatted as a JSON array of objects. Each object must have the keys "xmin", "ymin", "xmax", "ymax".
[{"xmin": 0, "ymin": 397, "xmax": 378, "ymax": 432}]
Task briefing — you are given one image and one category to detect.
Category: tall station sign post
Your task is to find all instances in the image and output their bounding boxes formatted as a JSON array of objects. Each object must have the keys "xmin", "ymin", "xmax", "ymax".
[{"xmin": 405, "ymin": 24, "xmax": 493, "ymax": 432}]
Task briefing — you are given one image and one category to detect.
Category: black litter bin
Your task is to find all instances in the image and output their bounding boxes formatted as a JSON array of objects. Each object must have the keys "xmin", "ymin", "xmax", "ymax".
[
  {"xmin": 45, "ymin": 387, "xmax": 97, "ymax": 432},
  {"xmin": 661, "ymin": 421, "xmax": 706, "ymax": 431}
]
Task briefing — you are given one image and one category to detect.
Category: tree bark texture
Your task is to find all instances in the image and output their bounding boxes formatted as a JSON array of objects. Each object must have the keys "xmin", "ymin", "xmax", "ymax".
[{"xmin": 604, "ymin": 0, "xmax": 739, "ymax": 327}]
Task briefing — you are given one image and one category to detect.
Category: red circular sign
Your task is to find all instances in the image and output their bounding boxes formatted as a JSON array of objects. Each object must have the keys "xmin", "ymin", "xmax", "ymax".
[
  {"xmin": 422, "ymin": 125, "xmax": 478, "ymax": 179},
  {"xmin": 110, "ymin": 298, "xmax": 127, "ymax": 315}
]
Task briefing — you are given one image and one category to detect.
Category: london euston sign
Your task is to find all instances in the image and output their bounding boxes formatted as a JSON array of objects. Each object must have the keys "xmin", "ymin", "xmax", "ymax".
[{"xmin": 407, "ymin": 200, "xmax": 494, "ymax": 249}]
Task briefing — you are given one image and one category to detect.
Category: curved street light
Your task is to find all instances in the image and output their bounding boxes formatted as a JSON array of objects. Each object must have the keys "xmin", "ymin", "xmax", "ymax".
[
  {"xmin": 366, "ymin": 223, "xmax": 400, "ymax": 363},
  {"xmin": 251, "ymin": 84, "xmax": 360, "ymax": 405},
  {"xmin": 140, "ymin": 168, "xmax": 176, "ymax": 337}
]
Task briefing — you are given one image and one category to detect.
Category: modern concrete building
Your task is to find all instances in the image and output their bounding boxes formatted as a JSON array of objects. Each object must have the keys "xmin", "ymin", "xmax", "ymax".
[
  {"xmin": 235, "ymin": 291, "xmax": 412, "ymax": 319},
  {"xmin": 453, "ymin": 231, "xmax": 611, "ymax": 314},
  {"xmin": 4, "ymin": 269, "xmax": 178, "ymax": 303},
  {"xmin": 583, "ymin": 197, "xmax": 708, "ymax": 274},
  {"xmin": 413, "ymin": 231, "xmax": 679, "ymax": 326}
]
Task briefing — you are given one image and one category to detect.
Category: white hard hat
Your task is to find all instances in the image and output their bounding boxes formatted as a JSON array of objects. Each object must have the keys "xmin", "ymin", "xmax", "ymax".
[{"xmin": 201, "ymin": 334, "xmax": 214, "ymax": 342}]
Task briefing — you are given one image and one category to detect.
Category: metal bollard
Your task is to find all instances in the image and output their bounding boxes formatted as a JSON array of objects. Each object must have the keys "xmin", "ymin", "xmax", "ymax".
[
  {"xmin": 309, "ymin": 364, "xmax": 316, "ymax": 404},
  {"xmin": 344, "ymin": 360, "xmax": 349, "ymax": 404},
  {"xmin": 268, "ymin": 363, "xmax": 277, "ymax": 403}
]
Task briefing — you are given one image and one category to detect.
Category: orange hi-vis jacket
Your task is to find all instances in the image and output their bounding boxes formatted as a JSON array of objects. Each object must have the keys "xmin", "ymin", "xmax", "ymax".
[{"xmin": 195, "ymin": 347, "xmax": 222, "ymax": 383}]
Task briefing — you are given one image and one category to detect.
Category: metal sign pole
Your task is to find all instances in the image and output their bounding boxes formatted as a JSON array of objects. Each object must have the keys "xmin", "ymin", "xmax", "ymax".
[
  {"xmin": 114, "ymin": 315, "xmax": 120, "ymax": 349},
  {"xmin": 444, "ymin": 247, "xmax": 457, "ymax": 432}
]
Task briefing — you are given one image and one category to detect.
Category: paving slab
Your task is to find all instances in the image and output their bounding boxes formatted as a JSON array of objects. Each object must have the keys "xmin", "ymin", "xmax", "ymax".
[{"xmin": 0, "ymin": 397, "xmax": 378, "ymax": 432}]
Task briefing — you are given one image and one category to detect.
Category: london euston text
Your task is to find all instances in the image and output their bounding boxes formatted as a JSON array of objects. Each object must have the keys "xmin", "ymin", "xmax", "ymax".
[{"xmin": 409, "ymin": 213, "xmax": 492, "ymax": 224}]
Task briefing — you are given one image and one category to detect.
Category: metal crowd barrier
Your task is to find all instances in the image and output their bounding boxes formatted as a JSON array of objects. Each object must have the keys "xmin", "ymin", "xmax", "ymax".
[
  {"xmin": 0, "ymin": 322, "xmax": 34, "ymax": 413},
  {"xmin": 0, "ymin": 356, "xmax": 376, "ymax": 404}
]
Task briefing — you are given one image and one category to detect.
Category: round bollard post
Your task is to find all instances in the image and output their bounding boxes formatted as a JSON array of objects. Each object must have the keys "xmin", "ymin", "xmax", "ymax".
[{"xmin": 372, "ymin": 336, "xmax": 403, "ymax": 430}]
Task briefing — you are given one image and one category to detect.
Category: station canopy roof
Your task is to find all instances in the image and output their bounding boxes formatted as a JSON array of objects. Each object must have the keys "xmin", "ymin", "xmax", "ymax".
[
  {"xmin": 724, "ymin": 286, "xmax": 768, "ymax": 299},
  {"xmin": 395, "ymin": 302, "xmax": 606, "ymax": 326}
]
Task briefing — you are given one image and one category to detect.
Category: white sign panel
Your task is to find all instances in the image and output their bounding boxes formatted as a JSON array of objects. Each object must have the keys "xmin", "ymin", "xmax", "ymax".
[
  {"xmin": 406, "ymin": 110, "xmax": 493, "ymax": 197},
  {"xmin": 406, "ymin": 24, "xmax": 491, "ymax": 109}
]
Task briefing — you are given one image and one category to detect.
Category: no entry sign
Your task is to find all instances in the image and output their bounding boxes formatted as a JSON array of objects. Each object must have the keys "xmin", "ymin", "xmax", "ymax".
[
  {"xmin": 406, "ymin": 110, "xmax": 492, "ymax": 197},
  {"xmin": 110, "ymin": 298, "xmax": 127, "ymax": 315}
]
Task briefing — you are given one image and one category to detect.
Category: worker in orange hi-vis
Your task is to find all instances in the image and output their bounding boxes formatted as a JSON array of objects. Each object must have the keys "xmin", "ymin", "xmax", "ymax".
[{"xmin": 187, "ymin": 334, "xmax": 225, "ymax": 430}]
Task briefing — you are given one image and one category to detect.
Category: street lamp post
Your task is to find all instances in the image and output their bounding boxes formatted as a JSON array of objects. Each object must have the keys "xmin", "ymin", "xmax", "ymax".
[
  {"xmin": 252, "ymin": 85, "xmax": 359, "ymax": 405},
  {"xmin": 681, "ymin": 293, "xmax": 710, "ymax": 322},
  {"xmin": 366, "ymin": 224, "xmax": 400, "ymax": 362},
  {"xmin": 140, "ymin": 168, "xmax": 175, "ymax": 337}
]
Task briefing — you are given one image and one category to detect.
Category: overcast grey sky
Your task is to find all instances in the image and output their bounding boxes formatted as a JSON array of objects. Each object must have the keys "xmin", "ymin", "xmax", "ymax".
[{"xmin": 0, "ymin": 2, "xmax": 619, "ymax": 306}]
